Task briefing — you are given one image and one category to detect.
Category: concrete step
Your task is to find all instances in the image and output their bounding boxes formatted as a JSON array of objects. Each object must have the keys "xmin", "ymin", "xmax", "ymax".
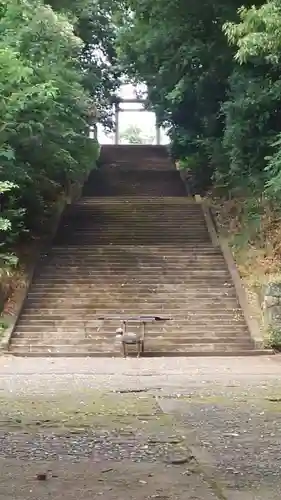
[
  {"xmin": 12, "ymin": 332, "xmax": 250, "ymax": 341},
  {"xmin": 33, "ymin": 270, "xmax": 231, "ymax": 276},
  {"xmin": 15, "ymin": 321, "xmax": 248, "ymax": 331},
  {"xmin": 28, "ymin": 283, "xmax": 236, "ymax": 290},
  {"xmin": 18, "ymin": 292, "xmax": 237, "ymax": 298},
  {"xmin": 10, "ymin": 349, "xmax": 271, "ymax": 357},
  {"xmin": 9, "ymin": 343, "xmax": 268, "ymax": 357},
  {"xmin": 38, "ymin": 255, "xmax": 226, "ymax": 261},
  {"xmin": 60, "ymin": 219, "xmax": 208, "ymax": 223},
  {"xmin": 22, "ymin": 284, "xmax": 236, "ymax": 292},
  {"xmin": 24, "ymin": 294, "xmax": 239, "ymax": 303},
  {"xmin": 18, "ymin": 301, "xmax": 242, "ymax": 310},
  {"xmin": 73, "ymin": 196, "xmax": 197, "ymax": 203},
  {"xmin": 54, "ymin": 238, "xmax": 211, "ymax": 245},
  {"xmin": 41, "ymin": 258, "xmax": 225, "ymax": 264},
  {"xmin": 37, "ymin": 266, "xmax": 229, "ymax": 273},
  {"xmin": 20, "ymin": 305, "xmax": 242, "ymax": 314},
  {"xmin": 13, "ymin": 334, "xmax": 250, "ymax": 344},
  {"xmin": 14, "ymin": 318, "xmax": 248, "ymax": 328},
  {"xmin": 11, "ymin": 341, "xmax": 255, "ymax": 352},
  {"xmin": 60, "ymin": 224, "xmax": 208, "ymax": 229},
  {"xmin": 33, "ymin": 273, "xmax": 231, "ymax": 281},
  {"xmin": 21, "ymin": 309, "xmax": 242, "ymax": 318},
  {"xmin": 27, "ymin": 283, "xmax": 236, "ymax": 291},
  {"xmin": 14, "ymin": 325, "xmax": 248, "ymax": 334},
  {"xmin": 31, "ymin": 271, "xmax": 232, "ymax": 278},
  {"xmin": 16, "ymin": 308, "xmax": 244, "ymax": 316},
  {"xmin": 44, "ymin": 260, "xmax": 228, "ymax": 266},
  {"xmin": 68, "ymin": 205, "xmax": 204, "ymax": 211},
  {"xmin": 13, "ymin": 335, "xmax": 250, "ymax": 346},
  {"xmin": 9, "ymin": 339, "xmax": 256, "ymax": 350},
  {"xmin": 49, "ymin": 246, "xmax": 222, "ymax": 253},
  {"xmin": 15, "ymin": 319, "xmax": 246, "ymax": 328},
  {"xmin": 18, "ymin": 310, "xmax": 244, "ymax": 319},
  {"xmin": 58, "ymin": 228, "xmax": 210, "ymax": 234},
  {"xmin": 55, "ymin": 240, "xmax": 211, "ymax": 246}
]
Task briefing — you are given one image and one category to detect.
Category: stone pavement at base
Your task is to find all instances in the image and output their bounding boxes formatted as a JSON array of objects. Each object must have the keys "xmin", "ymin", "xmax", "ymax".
[{"xmin": 0, "ymin": 356, "xmax": 281, "ymax": 499}]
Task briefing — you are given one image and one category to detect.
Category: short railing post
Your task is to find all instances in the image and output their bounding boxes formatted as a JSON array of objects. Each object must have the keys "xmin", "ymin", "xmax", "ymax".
[
  {"xmin": 93, "ymin": 123, "xmax": 98, "ymax": 140},
  {"xmin": 156, "ymin": 118, "xmax": 161, "ymax": 145},
  {"xmin": 115, "ymin": 103, "xmax": 119, "ymax": 144}
]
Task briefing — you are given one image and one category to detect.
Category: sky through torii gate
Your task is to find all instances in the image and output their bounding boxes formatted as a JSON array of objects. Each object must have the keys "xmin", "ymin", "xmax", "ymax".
[{"xmin": 97, "ymin": 84, "xmax": 169, "ymax": 145}]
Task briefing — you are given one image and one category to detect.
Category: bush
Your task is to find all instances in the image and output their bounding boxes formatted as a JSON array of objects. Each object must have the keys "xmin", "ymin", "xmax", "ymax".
[
  {"xmin": 0, "ymin": 0, "xmax": 99, "ymax": 249},
  {"xmin": 265, "ymin": 326, "xmax": 281, "ymax": 351}
]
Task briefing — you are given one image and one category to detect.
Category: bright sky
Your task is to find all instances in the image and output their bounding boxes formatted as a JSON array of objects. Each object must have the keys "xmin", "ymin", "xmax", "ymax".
[{"xmin": 97, "ymin": 84, "xmax": 169, "ymax": 145}]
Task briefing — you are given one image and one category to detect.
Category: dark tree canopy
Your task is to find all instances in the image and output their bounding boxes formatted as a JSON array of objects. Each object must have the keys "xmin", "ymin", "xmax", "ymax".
[
  {"xmin": 115, "ymin": 0, "xmax": 281, "ymax": 195},
  {"xmin": 0, "ymin": 0, "xmax": 120, "ymax": 264}
]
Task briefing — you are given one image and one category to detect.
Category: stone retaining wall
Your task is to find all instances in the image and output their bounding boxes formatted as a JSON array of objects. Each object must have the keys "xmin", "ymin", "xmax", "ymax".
[
  {"xmin": 263, "ymin": 282, "xmax": 281, "ymax": 334},
  {"xmin": 0, "ymin": 276, "xmax": 13, "ymax": 315}
]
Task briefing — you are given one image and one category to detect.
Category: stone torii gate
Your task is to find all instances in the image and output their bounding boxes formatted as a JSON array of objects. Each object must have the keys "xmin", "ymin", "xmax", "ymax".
[{"xmin": 113, "ymin": 97, "xmax": 161, "ymax": 145}]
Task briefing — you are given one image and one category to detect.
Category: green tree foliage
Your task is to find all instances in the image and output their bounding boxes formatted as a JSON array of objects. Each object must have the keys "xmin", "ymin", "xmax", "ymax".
[
  {"xmin": 0, "ymin": 0, "xmax": 118, "ymax": 255},
  {"xmin": 116, "ymin": 0, "xmax": 281, "ymax": 195},
  {"xmin": 72, "ymin": 0, "xmax": 122, "ymax": 128},
  {"xmin": 223, "ymin": 1, "xmax": 281, "ymax": 195},
  {"xmin": 116, "ymin": 1, "xmax": 248, "ymax": 187},
  {"xmin": 120, "ymin": 124, "xmax": 154, "ymax": 144},
  {"xmin": 46, "ymin": 0, "xmax": 122, "ymax": 125}
]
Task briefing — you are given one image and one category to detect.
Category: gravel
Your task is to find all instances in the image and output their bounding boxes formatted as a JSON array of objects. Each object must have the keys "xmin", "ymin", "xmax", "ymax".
[{"xmin": 0, "ymin": 430, "xmax": 186, "ymax": 463}]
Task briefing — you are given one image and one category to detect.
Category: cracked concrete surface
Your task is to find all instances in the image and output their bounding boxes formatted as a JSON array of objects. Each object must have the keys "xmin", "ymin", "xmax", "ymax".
[{"xmin": 0, "ymin": 355, "xmax": 281, "ymax": 499}]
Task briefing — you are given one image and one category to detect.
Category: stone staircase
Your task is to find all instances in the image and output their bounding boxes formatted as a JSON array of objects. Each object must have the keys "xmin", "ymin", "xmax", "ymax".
[{"xmin": 10, "ymin": 145, "xmax": 261, "ymax": 356}]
